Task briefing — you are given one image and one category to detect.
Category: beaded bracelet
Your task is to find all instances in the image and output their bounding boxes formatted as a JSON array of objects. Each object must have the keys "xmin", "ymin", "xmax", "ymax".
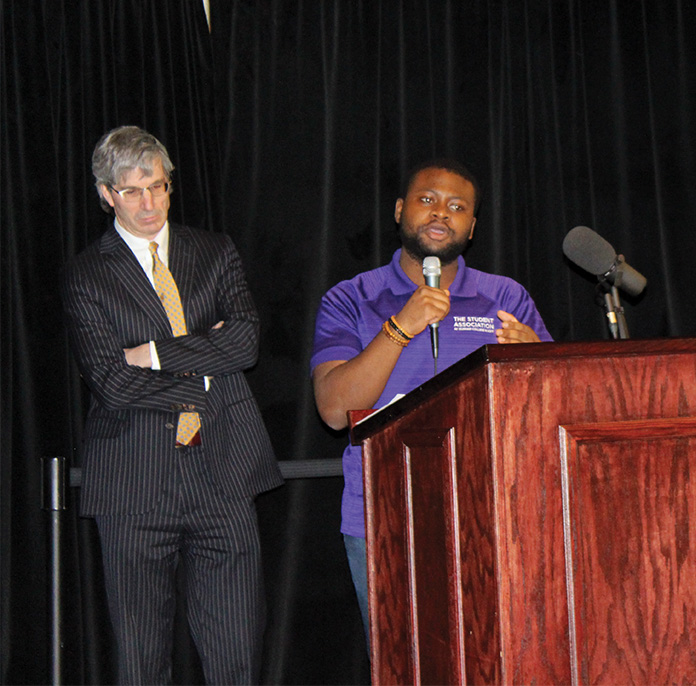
[
  {"xmin": 388, "ymin": 315, "xmax": 414, "ymax": 341},
  {"xmin": 381, "ymin": 320, "xmax": 409, "ymax": 347}
]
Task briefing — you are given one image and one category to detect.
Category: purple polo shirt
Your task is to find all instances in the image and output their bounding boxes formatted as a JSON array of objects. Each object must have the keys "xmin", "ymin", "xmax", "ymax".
[{"xmin": 311, "ymin": 249, "xmax": 552, "ymax": 537}]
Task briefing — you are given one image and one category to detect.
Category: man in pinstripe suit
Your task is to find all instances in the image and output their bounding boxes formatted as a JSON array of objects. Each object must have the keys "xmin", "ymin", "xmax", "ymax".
[{"xmin": 62, "ymin": 126, "xmax": 283, "ymax": 684}]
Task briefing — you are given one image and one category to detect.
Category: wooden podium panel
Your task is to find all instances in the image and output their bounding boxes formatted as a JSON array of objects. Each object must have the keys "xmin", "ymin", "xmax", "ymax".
[
  {"xmin": 561, "ymin": 418, "xmax": 696, "ymax": 684},
  {"xmin": 351, "ymin": 339, "xmax": 696, "ymax": 685}
]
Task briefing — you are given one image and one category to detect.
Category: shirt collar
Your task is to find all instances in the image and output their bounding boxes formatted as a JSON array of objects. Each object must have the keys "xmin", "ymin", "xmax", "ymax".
[{"xmin": 114, "ymin": 220, "xmax": 170, "ymax": 257}]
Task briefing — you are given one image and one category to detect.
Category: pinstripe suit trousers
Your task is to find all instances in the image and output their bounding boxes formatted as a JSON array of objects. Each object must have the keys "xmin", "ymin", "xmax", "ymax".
[{"xmin": 96, "ymin": 442, "xmax": 265, "ymax": 685}]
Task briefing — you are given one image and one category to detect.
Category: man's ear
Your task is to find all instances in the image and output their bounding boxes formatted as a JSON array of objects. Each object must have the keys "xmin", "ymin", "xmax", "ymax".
[
  {"xmin": 394, "ymin": 198, "xmax": 404, "ymax": 223},
  {"xmin": 468, "ymin": 217, "xmax": 477, "ymax": 239},
  {"xmin": 100, "ymin": 184, "xmax": 116, "ymax": 209}
]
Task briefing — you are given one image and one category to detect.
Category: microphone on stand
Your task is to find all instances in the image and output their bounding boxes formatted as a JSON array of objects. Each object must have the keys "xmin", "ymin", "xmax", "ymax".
[
  {"xmin": 562, "ymin": 225, "xmax": 646, "ymax": 339},
  {"xmin": 422, "ymin": 256, "xmax": 441, "ymax": 365},
  {"xmin": 562, "ymin": 225, "xmax": 646, "ymax": 297}
]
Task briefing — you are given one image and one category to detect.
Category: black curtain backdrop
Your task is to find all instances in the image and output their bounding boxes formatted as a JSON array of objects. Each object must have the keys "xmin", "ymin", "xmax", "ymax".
[{"xmin": 3, "ymin": 0, "xmax": 696, "ymax": 683}]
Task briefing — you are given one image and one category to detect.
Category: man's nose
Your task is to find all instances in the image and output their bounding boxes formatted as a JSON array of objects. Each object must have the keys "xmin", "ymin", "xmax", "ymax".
[
  {"xmin": 432, "ymin": 202, "xmax": 448, "ymax": 218},
  {"xmin": 140, "ymin": 188, "xmax": 155, "ymax": 209}
]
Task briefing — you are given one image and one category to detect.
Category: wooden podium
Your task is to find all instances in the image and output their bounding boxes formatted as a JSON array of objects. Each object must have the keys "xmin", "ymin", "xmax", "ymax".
[{"xmin": 349, "ymin": 339, "xmax": 696, "ymax": 685}]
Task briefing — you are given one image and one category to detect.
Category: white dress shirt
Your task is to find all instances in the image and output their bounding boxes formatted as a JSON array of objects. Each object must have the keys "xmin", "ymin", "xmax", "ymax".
[{"xmin": 115, "ymin": 219, "xmax": 170, "ymax": 369}]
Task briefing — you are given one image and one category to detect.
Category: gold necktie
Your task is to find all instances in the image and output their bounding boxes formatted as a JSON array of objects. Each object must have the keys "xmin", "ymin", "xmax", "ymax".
[{"xmin": 149, "ymin": 242, "xmax": 201, "ymax": 445}]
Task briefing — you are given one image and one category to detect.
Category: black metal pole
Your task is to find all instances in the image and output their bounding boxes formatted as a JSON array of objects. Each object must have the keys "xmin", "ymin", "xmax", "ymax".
[
  {"xmin": 610, "ymin": 285, "xmax": 630, "ymax": 339},
  {"xmin": 41, "ymin": 456, "xmax": 67, "ymax": 686},
  {"xmin": 603, "ymin": 290, "xmax": 619, "ymax": 339},
  {"xmin": 597, "ymin": 281, "xmax": 630, "ymax": 340}
]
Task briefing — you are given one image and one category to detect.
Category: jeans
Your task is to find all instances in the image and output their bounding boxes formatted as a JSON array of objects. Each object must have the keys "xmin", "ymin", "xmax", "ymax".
[{"xmin": 343, "ymin": 533, "xmax": 370, "ymax": 650}]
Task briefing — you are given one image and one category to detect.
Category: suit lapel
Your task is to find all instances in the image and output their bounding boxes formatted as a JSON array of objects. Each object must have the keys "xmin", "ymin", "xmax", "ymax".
[
  {"xmin": 99, "ymin": 228, "xmax": 172, "ymax": 335},
  {"xmin": 168, "ymin": 224, "xmax": 197, "ymax": 326}
]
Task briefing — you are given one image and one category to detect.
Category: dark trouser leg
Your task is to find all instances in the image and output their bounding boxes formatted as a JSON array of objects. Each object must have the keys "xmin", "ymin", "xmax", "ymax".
[
  {"xmin": 95, "ymin": 444, "xmax": 267, "ymax": 685},
  {"xmin": 96, "ymin": 515, "xmax": 179, "ymax": 686},
  {"xmin": 182, "ymin": 496, "xmax": 265, "ymax": 685}
]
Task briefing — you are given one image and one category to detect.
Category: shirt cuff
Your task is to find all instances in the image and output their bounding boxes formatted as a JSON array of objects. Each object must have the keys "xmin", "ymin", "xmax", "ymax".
[{"xmin": 149, "ymin": 341, "xmax": 160, "ymax": 370}]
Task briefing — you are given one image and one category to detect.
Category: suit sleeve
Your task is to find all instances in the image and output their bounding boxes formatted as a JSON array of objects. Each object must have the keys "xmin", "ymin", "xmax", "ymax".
[
  {"xmin": 154, "ymin": 235, "xmax": 261, "ymax": 376},
  {"xmin": 62, "ymin": 257, "xmax": 209, "ymax": 414}
]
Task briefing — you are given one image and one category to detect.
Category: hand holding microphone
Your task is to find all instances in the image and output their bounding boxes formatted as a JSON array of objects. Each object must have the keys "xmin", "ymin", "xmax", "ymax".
[
  {"xmin": 422, "ymin": 256, "xmax": 442, "ymax": 360},
  {"xmin": 388, "ymin": 257, "xmax": 449, "ymax": 369}
]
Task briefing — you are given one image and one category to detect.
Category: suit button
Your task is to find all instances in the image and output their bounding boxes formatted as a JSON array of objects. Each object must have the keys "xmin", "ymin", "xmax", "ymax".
[{"xmin": 165, "ymin": 423, "xmax": 175, "ymax": 430}]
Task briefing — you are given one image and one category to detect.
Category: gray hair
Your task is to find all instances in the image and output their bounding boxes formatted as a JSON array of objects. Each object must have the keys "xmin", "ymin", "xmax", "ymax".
[{"xmin": 92, "ymin": 126, "xmax": 175, "ymax": 213}]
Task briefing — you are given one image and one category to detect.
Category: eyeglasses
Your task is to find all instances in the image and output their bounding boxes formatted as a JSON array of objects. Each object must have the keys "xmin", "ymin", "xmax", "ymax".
[{"xmin": 109, "ymin": 180, "xmax": 171, "ymax": 203}]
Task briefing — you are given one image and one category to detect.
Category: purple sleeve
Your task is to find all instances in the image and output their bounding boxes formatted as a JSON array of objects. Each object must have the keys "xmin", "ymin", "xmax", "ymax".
[
  {"xmin": 499, "ymin": 279, "xmax": 553, "ymax": 341},
  {"xmin": 310, "ymin": 284, "xmax": 365, "ymax": 372}
]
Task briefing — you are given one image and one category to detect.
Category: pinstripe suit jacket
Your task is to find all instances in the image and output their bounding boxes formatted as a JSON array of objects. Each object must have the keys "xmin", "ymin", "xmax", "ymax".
[{"xmin": 62, "ymin": 223, "xmax": 283, "ymax": 515}]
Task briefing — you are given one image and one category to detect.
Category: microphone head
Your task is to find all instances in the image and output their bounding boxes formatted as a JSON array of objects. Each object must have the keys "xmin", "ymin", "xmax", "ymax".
[
  {"xmin": 422, "ymin": 257, "xmax": 442, "ymax": 345},
  {"xmin": 422, "ymin": 256, "xmax": 441, "ymax": 279},
  {"xmin": 563, "ymin": 225, "xmax": 647, "ymax": 296},
  {"xmin": 562, "ymin": 225, "xmax": 616, "ymax": 275}
]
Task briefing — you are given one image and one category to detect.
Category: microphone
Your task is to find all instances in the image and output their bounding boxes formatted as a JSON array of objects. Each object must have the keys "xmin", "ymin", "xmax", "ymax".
[
  {"xmin": 422, "ymin": 256, "xmax": 441, "ymax": 360},
  {"xmin": 562, "ymin": 225, "xmax": 647, "ymax": 296}
]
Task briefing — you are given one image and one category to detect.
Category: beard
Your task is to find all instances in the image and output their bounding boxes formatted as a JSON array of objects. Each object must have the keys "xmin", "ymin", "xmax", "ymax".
[{"xmin": 398, "ymin": 223, "xmax": 472, "ymax": 265}]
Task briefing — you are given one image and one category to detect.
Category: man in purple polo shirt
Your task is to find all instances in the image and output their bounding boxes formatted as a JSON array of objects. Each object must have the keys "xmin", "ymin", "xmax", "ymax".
[{"xmin": 311, "ymin": 159, "xmax": 552, "ymax": 643}]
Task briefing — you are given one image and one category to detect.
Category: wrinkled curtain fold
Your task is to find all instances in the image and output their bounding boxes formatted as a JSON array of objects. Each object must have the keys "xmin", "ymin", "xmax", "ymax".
[{"xmin": 3, "ymin": 1, "xmax": 696, "ymax": 683}]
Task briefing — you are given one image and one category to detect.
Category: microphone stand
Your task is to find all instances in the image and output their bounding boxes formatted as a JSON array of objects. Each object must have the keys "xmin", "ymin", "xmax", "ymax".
[
  {"xmin": 597, "ymin": 280, "xmax": 630, "ymax": 340},
  {"xmin": 612, "ymin": 286, "xmax": 630, "ymax": 339}
]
